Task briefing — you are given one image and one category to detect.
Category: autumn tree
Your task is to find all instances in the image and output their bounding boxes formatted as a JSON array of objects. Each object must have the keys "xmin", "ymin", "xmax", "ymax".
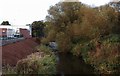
[
  {"xmin": 44, "ymin": 2, "xmax": 84, "ymax": 52},
  {"xmin": 44, "ymin": 2, "xmax": 120, "ymax": 53},
  {"xmin": 43, "ymin": 1, "xmax": 120, "ymax": 74}
]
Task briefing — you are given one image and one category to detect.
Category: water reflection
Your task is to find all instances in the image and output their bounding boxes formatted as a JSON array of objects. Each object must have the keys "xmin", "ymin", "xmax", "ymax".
[{"xmin": 56, "ymin": 53, "xmax": 95, "ymax": 75}]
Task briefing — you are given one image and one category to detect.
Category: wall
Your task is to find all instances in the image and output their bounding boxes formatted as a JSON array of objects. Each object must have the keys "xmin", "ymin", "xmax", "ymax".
[{"xmin": 0, "ymin": 28, "xmax": 7, "ymax": 37}]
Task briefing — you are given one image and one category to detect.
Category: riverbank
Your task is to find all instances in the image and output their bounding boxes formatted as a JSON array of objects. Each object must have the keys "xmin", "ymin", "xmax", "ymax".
[
  {"xmin": 2, "ymin": 44, "xmax": 57, "ymax": 75},
  {"xmin": 41, "ymin": 34, "xmax": 120, "ymax": 74},
  {"xmin": 2, "ymin": 38, "xmax": 39, "ymax": 66},
  {"xmin": 2, "ymin": 35, "xmax": 120, "ymax": 75}
]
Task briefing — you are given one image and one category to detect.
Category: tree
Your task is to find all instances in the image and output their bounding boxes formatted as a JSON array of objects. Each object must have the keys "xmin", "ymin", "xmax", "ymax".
[
  {"xmin": 46, "ymin": 2, "xmax": 84, "ymax": 37},
  {"xmin": 45, "ymin": 2, "xmax": 84, "ymax": 52},
  {"xmin": 32, "ymin": 21, "xmax": 46, "ymax": 37},
  {"xmin": 80, "ymin": 5, "xmax": 113, "ymax": 38},
  {"xmin": 56, "ymin": 32, "xmax": 72, "ymax": 53},
  {"xmin": 109, "ymin": 1, "xmax": 120, "ymax": 34},
  {"xmin": 45, "ymin": 2, "xmax": 120, "ymax": 52},
  {"xmin": 46, "ymin": 2, "xmax": 83, "ymax": 30},
  {"xmin": 1, "ymin": 21, "xmax": 11, "ymax": 25},
  {"xmin": 43, "ymin": 1, "xmax": 120, "ymax": 74}
]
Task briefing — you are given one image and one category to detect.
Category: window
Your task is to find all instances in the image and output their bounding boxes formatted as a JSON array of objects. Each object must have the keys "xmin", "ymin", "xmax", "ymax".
[{"xmin": 2, "ymin": 30, "xmax": 5, "ymax": 33}]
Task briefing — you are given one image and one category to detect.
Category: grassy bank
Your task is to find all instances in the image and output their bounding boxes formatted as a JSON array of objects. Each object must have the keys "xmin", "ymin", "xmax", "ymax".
[{"xmin": 70, "ymin": 34, "xmax": 120, "ymax": 74}]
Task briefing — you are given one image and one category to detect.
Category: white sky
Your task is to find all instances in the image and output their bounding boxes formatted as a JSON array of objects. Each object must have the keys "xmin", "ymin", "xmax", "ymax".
[
  {"xmin": 80, "ymin": 0, "xmax": 114, "ymax": 6},
  {"xmin": 0, "ymin": 0, "xmax": 114, "ymax": 25},
  {"xmin": 0, "ymin": 0, "xmax": 60, "ymax": 25}
]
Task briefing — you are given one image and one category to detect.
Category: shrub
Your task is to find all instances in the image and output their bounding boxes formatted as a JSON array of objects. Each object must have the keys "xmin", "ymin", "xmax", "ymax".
[
  {"xmin": 3, "ymin": 45, "xmax": 57, "ymax": 75},
  {"xmin": 2, "ymin": 64, "xmax": 16, "ymax": 75},
  {"xmin": 71, "ymin": 44, "xmax": 82, "ymax": 56},
  {"xmin": 104, "ymin": 34, "xmax": 120, "ymax": 43},
  {"xmin": 87, "ymin": 40, "xmax": 120, "ymax": 74},
  {"xmin": 36, "ymin": 44, "xmax": 53, "ymax": 55},
  {"xmin": 41, "ymin": 37, "xmax": 49, "ymax": 45},
  {"xmin": 16, "ymin": 53, "xmax": 57, "ymax": 75}
]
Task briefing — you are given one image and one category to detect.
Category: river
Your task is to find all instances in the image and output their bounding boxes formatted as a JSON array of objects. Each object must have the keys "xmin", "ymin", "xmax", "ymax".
[{"xmin": 55, "ymin": 53, "xmax": 96, "ymax": 75}]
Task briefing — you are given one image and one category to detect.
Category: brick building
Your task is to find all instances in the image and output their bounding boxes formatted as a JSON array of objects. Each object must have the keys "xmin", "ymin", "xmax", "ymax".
[
  {"xmin": 19, "ymin": 28, "xmax": 32, "ymax": 38},
  {"xmin": 0, "ymin": 28, "xmax": 7, "ymax": 37},
  {"xmin": 0, "ymin": 25, "xmax": 32, "ymax": 38}
]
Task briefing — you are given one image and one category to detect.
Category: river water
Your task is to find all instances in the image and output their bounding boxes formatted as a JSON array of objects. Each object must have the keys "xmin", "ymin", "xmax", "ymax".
[{"xmin": 56, "ymin": 53, "xmax": 96, "ymax": 75}]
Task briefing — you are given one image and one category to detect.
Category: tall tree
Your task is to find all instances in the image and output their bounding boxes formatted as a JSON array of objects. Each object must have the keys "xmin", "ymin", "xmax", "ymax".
[
  {"xmin": 44, "ymin": 2, "xmax": 120, "ymax": 53},
  {"xmin": 32, "ymin": 20, "xmax": 46, "ymax": 37},
  {"xmin": 45, "ymin": 2, "xmax": 84, "ymax": 52},
  {"xmin": 46, "ymin": 2, "xmax": 84, "ymax": 36}
]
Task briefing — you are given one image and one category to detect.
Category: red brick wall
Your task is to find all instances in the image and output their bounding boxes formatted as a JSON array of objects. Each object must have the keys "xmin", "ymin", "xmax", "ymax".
[{"xmin": 20, "ymin": 28, "xmax": 32, "ymax": 38}]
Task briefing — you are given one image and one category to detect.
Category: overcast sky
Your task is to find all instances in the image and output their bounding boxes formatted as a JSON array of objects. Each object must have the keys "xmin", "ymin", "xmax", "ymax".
[{"xmin": 0, "ymin": 0, "xmax": 114, "ymax": 25}]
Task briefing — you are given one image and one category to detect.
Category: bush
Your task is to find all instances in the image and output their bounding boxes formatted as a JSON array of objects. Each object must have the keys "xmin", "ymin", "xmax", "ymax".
[
  {"xmin": 2, "ymin": 64, "xmax": 16, "ymax": 75},
  {"xmin": 86, "ymin": 40, "xmax": 120, "ymax": 74},
  {"xmin": 71, "ymin": 44, "xmax": 82, "ymax": 56},
  {"xmin": 3, "ymin": 45, "xmax": 57, "ymax": 75},
  {"xmin": 41, "ymin": 37, "xmax": 49, "ymax": 45},
  {"xmin": 36, "ymin": 44, "xmax": 53, "ymax": 55},
  {"xmin": 16, "ymin": 53, "xmax": 57, "ymax": 75},
  {"xmin": 104, "ymin": 34, "xmax": 120, "ymax": 43}
]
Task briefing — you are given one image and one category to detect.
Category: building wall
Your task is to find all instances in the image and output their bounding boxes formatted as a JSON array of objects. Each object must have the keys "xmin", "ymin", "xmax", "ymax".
[
  {"xmin": 19, "ymin": 28, "xmax": 32, "ymax": 38},
  {"xmin": 0, "ymin": 28, "xmax": 7, "ymax": 37},
  {"xmin": 0, "ymin": 25, "xmax": 32, "ymax": 38},
  {"xmin": 7, "ymin": 29, "xmax": 15, "ymax": 37}
]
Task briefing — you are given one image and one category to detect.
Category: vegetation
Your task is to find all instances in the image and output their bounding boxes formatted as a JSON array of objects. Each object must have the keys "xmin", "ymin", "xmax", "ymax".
[
  {"xmin": 36, "ymin": 44, "xmax": 53, "ymax": 55},
  {"xmin": 16, "ymin": 53, "xmax": 56, "ymax": 75},
  {"xmin": 2, "ymin": 64, "xmax": 16, "ymax": 74},
  {"xmin": 86, "ymin": 36, "xmax": 120, "ymax": 74},
  {"xmin": 3, "ymin": 45, "xmax": 57, "ymax": 75},
  {"xmin": 41, "ymin": 2, "xmax": 120, "ymax": 74},
  {"xmin": 2, "ymin": 1, "xmax": 120, "ymax": 75},
  {"xmin": 1, "ymin": 21, "xmax": 11, "ymax": 25},
  {"xmin": 32, "ymin": 20, "xmax": 46, "ymax": 37}
]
